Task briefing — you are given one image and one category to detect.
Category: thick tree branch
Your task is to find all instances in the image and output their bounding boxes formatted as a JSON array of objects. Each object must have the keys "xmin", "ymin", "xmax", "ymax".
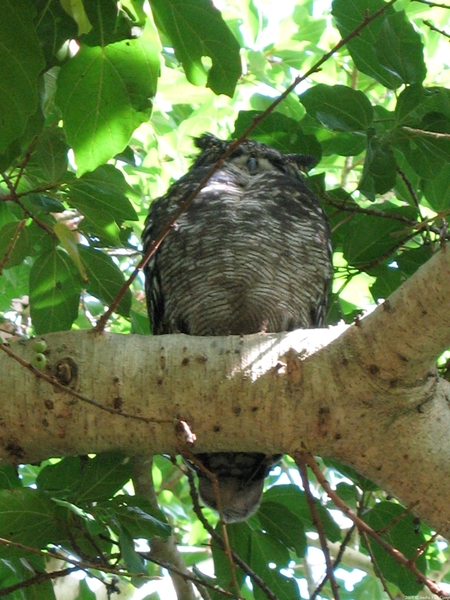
[{"xmin": 1, "ymin": 250, "xmax": 450, "ymax": 536}]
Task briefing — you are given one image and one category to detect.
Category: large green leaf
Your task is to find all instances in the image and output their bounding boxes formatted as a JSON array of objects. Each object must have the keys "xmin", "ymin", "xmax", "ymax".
[
  {"xmin": 0, "ymin": 0, "xmax": 45, "ymax": 153},
  {"xmin": 362, "ymin": 501, "xmax": 426, "ymax": 595},
  {"xmin": 423, "ymin": 167, "xmax": 450, "ymax": 211},
  {"xmin": 256, "ymin": 501, "xmax": 306, "ymax": 557},
  {"xmin": 150, "ymin": 0, "xmax": 241, "ymax": 97},
  {"xmin": 66, "ymin": 165, "xmax": 138, "ymax": 245},
  {"xmin": 332, "ymin": 0, "xmax": 425, "ymax": 89},
  {"xmin": 262, "ymin": 484, "xmax": 341, "ymax": 542},
  {"xmin": 375, "ymin": 10, "xmax": 426, "ymax": 85},
  {"xmin": 56, "ymin": 36, "xmax": 160, "ymax": 174},
  {"xmin": 0, "ymin": 552, "xmax": 56, "ymax": 600},
  {"xmin": 0, "ymin": 489, "xmax": 65, "ymax": 548},
  {"xmin": 29, "ymin": 247, "xmax": 82, "ymax": 334},
  {"xmin": 393, "ymin": 113, "xmax": 450, "ymax": 179},
  {"xmin": 34, "ymin": 0, "xmax": 78, "ymax": 67},
  {"xmin": 300, "ymin": 85, "xmax": 373, "ymax": 131},
  {"xmin": 342, "ymin": 203, "xmax": 417, "ymax": 269},
  {"xmin": 358, "ymin": 130, "xmax": 397, "ymax": 198},
  {"xmin": 108, "ymin": 495, "xmax": 171, "ymax": 539},
  {"xmin": 234, "ymin": 110, "xmax": 321, "ymax": 158},
  {"xmin": 80, "ymin": 246, "xmax": 132, "ymax": 317},
  {"xmin": 38, "ymin": 453, "xmax": 133, "ymax": 504}
]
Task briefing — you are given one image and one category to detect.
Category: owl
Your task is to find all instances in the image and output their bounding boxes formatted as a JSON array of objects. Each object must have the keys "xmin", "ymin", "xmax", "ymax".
[{"xmin": 142, "ymin": 134, "xmax": 333, "ymax": 522}]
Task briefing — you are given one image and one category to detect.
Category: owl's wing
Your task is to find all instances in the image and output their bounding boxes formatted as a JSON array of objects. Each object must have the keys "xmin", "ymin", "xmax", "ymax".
[{"xmin": 142, "ymin": 169, "xmax": 209, "ymax": 334}]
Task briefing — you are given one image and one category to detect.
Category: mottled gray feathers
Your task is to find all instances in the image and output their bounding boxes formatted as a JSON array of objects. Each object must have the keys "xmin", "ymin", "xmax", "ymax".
[{"xmin": 142, "ymin": 134, "xmax": 333, "ymax": 522}]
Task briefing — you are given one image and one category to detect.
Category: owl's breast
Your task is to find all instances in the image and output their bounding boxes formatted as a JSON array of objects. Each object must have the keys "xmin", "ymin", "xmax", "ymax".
[{"xmin": 150, "ymin": 168, "xmax": 332, "ymax": 335}]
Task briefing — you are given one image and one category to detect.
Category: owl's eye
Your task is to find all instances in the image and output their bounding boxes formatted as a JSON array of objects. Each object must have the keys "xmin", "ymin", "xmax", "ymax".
[{"xmin": 247, "ymin": 157, "xmax": 258, "ymax": 173}]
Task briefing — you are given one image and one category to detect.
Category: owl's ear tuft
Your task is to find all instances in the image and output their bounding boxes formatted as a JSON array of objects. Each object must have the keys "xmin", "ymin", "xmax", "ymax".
[{"xmin": 193, "ymin": 133, "xmax": 223, "ymax": 151}]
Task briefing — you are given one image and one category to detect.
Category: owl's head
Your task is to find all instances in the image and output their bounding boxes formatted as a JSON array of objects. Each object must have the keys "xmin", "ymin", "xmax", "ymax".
[{"xmin": 192, "ymin": 133, "xmax": 316, "ymax": 180}]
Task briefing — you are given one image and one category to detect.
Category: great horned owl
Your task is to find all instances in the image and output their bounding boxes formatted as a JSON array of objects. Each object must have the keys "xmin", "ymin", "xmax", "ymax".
[{"xmin": 142, "ymin": 134, "xmax": 333, "ymax": 522}]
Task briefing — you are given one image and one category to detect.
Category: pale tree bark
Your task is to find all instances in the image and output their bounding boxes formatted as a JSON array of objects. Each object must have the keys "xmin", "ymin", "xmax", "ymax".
[{"xmin": 1, "ymin": 249, "xmax": 450, "ymax": 536}]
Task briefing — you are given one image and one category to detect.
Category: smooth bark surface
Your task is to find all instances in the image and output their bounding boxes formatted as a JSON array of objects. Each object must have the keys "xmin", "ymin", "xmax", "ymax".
[{"xmin": 1, "ymin": 249, "xmax": 450, "ymax": 535}]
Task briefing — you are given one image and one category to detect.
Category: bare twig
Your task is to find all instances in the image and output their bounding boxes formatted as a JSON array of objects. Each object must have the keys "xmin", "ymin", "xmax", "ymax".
[
  {"xmin": 360, "ymin": 531, "xmax": 396, "ymax": 600},
  {"xmin": 182, "ymin": 450, "xmax": 241, "ymax": 598},
  {"xmin": 296, "ymin": 456, "xmax": 341, "ymax": 599},
  {"xmin": 0, "ymin": 218, "xmax": 26, "ymax": 274},
  {"xmin": 0, "ymin": 566, "xmax": 78, "ymax": 597},
  {"xmin": 423, "ymin": 19, "xmax": 450, "ymax": 37},
  {"xmin": 1, "ymin": 172, "xmax": 56, "ymax": 236},
  {"xmin": 413, "ymin": 0, "xmax": 450, "ymax": 7}
]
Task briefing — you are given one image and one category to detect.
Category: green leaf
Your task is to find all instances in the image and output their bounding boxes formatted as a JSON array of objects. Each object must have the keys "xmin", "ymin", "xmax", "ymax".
[
  {"xmin": 393, "ymin": 113, "xmax": 450, "ymax": 179},
  {"xmin": 37, "ymin": 456, "xmax": 84, "ymax": 499},
  {"xmin": 362, "ymin": 501, "xmax": 427, "ymax": 595},
  {"xmin": 73, "ymin": 452, "xmax": 133, "ymax": 504},
  {"xmin": 423, "ymin": 167, "xmax": 450, "ymax": 211},
  {"xmin": 56, "ymin": 37, "xmax": 160, "ymax": 174},
  {"xmin": 38, "ymin": 454, "xmax": 134, "ymax": 506},
  {"xmin": 333, "ymin": 0, "xmax": 426, "ymax": 88},
  {"xmin": 25, "ymin": 128, "xmax": 68, "ymax": 185},
  {"xmin": 300, "ymin": 85, "xmax": 373, "ymax": 131},
  {"xmin": 34, "ymin": 0, "xmax": 78, "ymax": 67},
  {"xmin": 118, "ymin": 526, "xmax": 147, "ymax": 583},
  {"xmin": 0, "ymin": 488, "xmax": 65, "ymax": 548},
  {"xmin": 108, "ymin": 495, "xmax": 171, "ymax": 539},
  {"xmin": 0, "ymin": 221, "xmax": 29, "ymax": 269},
  {"xmin": 150, "ymin": 0, "xmax": 241, "ymax": 97},
  {"xmin": 0, "ymin": 552, "xmax": 56, "ymax": 599},
  {"xmin": 234, "ymin": 111, "xmax": 321, "ymax": 158},
  {"xmin": 262, "ymin": 485, "xmax": 341, "ymax": 542},
  {"xmin": 332, "ymin": 0, "xmax": 400, "ymax": 89},
  {"xmin": 212, "ymin": 522, "xmax": 298, "ymax": 600},
  {"xmin": 320, "ymin": 131, "xmax": 366, "ymax": 157},
  {"xmin": 342, "ymin": 206, "xmax": 416, "ymax": 269},
  {"xmin": 66, "ymin": 165, "xmax": 138, "ymax": 245},
  {"xmin": 29, "ymin": 247, "xmax": 82, "ymax": 334},
  {"xmin": 75, "ymin": 579, "xmax": 97, "ymax": 600},
  {"xmin": 79, "ymin": 246, "xmax": 131, "ymax": 317},
  {"xmin": 256, "ymin": 501, "xmax": 306, "ymax": 557},
  {"xmin": 395, "ymin": 84, "xmax": 427, "ymax": 125},
  {"xmin": 0, "ymin": 0, "xmax": 45, "ymax": 152},
  {"xmin": 369, "ymin": 264, "xmax": 405, "ymax": 301},
  {"xmin": 375, "ymin": 10, "xmax": 426, "ymax": 85},
  {"xmin": 0, "ymin": 466, "xmax": 22, "ymax": 490},
  {"xmin": 358, "ymin": 130, "xmax": 397, "ymax": 198}
]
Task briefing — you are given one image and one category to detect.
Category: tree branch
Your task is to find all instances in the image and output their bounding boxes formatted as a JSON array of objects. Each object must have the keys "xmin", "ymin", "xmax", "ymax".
[{"xmin": 2, "ymin": 250, "xmax": 450, "ymax": 537}]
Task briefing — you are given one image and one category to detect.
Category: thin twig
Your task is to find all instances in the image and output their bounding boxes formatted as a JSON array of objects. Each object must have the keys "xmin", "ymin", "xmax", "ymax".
[
  {"xmin": 182, "ymin": 452, "xmax": 242, "ymax": 598},
  {"xmin": 0, "ymin": 218, "xmax": 26, "ymax": 274},
  {"xmin": 360, "ymin": 531, "xmax": 396, "ymax": 600},
  {"xmin": 0, "ymin": 566, "xmax": 78, "ymax": 597},
  {"xmin": 403, "ymin": 124, "xmax": 450, "ymax": 137},
  {"xmin": 296, "ymin": 457, "xmax": 340, "ymax": 599},
  {"xmin": 311, "ymin": 525, "xmax": 356, "ymax": 600},
  {"xmin": 423, "ymin": 19, "xmax": 450, "ymax": 37},
  {"xmin": 413, "ymin": 0, "xmax": 450, "ymax": 7},
  {"xmin": 1, "ymin": 172, "xmax": 55, "ymax": 236}
]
